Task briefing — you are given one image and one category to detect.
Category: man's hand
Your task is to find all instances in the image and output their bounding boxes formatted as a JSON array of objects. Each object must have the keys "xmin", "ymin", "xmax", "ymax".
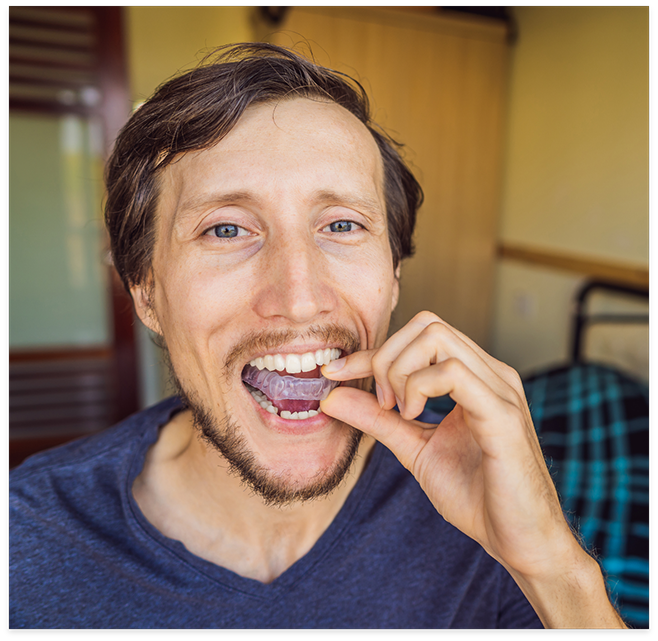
[{"xmin": 320, "ymin": 311, "xmax": 625, "ymax": 629}]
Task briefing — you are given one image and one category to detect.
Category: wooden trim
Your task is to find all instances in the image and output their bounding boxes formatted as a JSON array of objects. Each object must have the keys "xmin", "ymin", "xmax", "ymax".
[
  {"xmin": 497, "ymin": 242, "xmax": 649, "ymax": 290},
  {"xmin": 10, "ymin": 346, "xmax": 112, "ymax": 362},
  {"xmin": 95, "ymin": 6, "xmax": 130, "ymax": 153}
]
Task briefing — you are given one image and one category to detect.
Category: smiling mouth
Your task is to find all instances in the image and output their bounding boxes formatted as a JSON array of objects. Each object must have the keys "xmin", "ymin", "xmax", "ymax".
[{"xmin": 242, "ymin": 348, "xmax": 343, "ymax": 420}]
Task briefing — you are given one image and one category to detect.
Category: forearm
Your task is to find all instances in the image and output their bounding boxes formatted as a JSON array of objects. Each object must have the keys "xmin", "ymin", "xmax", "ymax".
[{"xmin": 511, "ymin": 548, "xmax": 626, "ymax": 629}]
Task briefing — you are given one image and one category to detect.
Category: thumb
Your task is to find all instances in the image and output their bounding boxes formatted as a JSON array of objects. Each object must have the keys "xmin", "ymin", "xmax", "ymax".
[{"xmin": 320, "ymin": 386, "xmax": 428, "ymax": 473}]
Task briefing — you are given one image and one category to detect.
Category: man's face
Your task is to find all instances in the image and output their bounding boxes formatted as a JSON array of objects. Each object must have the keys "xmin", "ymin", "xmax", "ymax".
[{"xmin": 132, "ymin": 97, "xmax": 399, "ymax": 502}]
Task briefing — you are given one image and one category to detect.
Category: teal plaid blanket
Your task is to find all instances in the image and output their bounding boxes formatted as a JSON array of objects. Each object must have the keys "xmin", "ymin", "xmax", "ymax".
[
  {"xmin": 426, "ymin": 362, "xmax": 649, "ymax": 628},
  {"xmin": 523, "ymin": 363, "xmax": 649, "ymax": 628}
]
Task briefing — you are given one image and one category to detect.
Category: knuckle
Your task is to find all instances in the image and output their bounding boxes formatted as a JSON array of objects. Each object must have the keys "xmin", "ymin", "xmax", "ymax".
[
  {"xmin": 413, "ymin": 310, "xmax": 440, "ymax": 326},
  {"xmin": 423, "ymin": 321, "xmax": 448, "ymax": 341},
  {"xmin": 388, "ymin": 365, "xmax": 407, "ymax": 393},
  {"xmin": 441, "ymin": 357, "xmax": 463, "ymax": 376},
  {"xmin": 370, "ymin": 350, "xmax": 388, "ymax": 377}
]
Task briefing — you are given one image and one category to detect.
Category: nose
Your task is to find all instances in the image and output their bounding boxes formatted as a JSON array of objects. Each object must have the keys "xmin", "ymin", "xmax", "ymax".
[{"xmin": 252, "ymin": 231, "xmax": 337, "ymax": 325}]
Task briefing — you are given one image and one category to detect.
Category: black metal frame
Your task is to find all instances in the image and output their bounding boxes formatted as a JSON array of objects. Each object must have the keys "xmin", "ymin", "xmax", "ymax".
[{"xmin": 570, "ymin": 280, "xmax": 649, "ymax": 363}]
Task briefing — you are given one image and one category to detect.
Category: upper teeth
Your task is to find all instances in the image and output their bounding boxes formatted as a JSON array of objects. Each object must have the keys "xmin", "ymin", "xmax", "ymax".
[{"xmin": 250, "ymin": 348, "xmax": 341, "ymax": 374}]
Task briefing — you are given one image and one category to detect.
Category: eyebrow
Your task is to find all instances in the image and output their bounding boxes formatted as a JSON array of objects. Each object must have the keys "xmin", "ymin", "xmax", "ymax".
[
  {"xmin": 174, "ymin": 188, "xmax": 384, "ymax": 226},
  {"xmin": 177, "ymin": 191, "xmax": 257, "ymax": 218},
  {"xmin": 311, "ymin": 190, "xmax": 383, "ymax": 216}
]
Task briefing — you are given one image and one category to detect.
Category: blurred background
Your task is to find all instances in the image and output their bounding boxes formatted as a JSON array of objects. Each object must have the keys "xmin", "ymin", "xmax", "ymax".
[
  {"xmin": 8, "ymin": 4, "xmax": 649, "ymax": 627},
  {"xmin": 9, "ymin": 5, "xmax": 648, "ymax": 455}
]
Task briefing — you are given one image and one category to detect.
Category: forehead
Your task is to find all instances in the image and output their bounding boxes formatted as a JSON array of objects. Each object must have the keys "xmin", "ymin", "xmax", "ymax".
[
  {"xmin": 220, "ymin": 97, "xmax": 379, "ymax": 156},
  {"xmin": 157, "ymin": 97, "xmax": 385, "ymax": 218}
]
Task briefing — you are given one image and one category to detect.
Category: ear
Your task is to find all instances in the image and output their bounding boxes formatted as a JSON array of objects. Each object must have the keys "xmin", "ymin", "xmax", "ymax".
[
  {"xmin": 130, "ymin": 279, "xmax": 163, "ymax": 336},
  {"xmin": 391, "ymin": 264, "xmax": 401, "ymax": 311}
]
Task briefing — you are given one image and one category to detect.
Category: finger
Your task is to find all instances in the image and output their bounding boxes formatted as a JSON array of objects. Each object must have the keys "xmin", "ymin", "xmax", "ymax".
[
  {"xmin": 320, "ymin": 385, "xmax": 432, "ymax": 474},
  {"xmin": 401, "ymin": 312, "xmax": 525, "ymax": 399},
  {"xmin": 398, "ymin": 362, "xmax": 457, "ymax": 422},
  {"xmin": 400, "ymin": 359, "xmax": 522, "ymax": 457},
  {"xmin": 323, "ymin": 312, "xmax": 441, "ymax": 382},
  {"xmin": 367, "ymin": 312, "xmax": 447, "ymax": 409},
  {"xmin": 322, "ymin": 313, "xmax": 445, "ymax": 408},
  {"xmin": 387, "ymin": 322, "xmax": 505, "ymax": 415},
  {"xmin": 427, "ymin": 316, "xmax": 526, "ymax": 395},
  {"xmin": 321, "ymin": 349, "xmax": 376, "ymax": 381}
]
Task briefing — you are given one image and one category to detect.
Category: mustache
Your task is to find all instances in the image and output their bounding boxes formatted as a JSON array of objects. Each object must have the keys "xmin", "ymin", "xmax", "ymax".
[{"xmin": 224, "ymin": 324, "xmax": 361, "ymax": 374}]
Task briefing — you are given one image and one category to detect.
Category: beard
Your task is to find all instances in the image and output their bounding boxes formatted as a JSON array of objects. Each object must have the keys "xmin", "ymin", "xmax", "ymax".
[{"xmin": 163, "ymin": 324, "xmax": 366, "ymax": 508}]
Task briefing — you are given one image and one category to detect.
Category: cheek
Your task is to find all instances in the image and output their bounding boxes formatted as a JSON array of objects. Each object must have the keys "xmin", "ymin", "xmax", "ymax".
[
  {"xmin": 331, "ymin": 248, "xmax": 395, "ymax": 341},
  {"xmin": 154, "ymin": 259, "xmax": 253, "ymax": 350}
]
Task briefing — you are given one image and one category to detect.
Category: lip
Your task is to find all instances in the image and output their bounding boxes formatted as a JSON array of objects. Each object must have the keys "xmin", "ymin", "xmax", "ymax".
[{"xmin": 248, "ymin": 397, "xmax": 336, "ymax": 435}]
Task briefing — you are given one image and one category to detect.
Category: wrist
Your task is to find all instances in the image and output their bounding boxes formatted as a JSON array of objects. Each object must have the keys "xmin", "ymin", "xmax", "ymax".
[{"xmin": 510, "ymin": 545, "xmax": 626, "ymax": 629}]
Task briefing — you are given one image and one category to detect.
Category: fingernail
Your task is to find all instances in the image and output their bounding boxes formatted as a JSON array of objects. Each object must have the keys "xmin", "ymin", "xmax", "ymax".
[
  {"xmin": 376, "ymin": 384, "xmax": 384, "ymax": 407},
  {"xmin": 395, "ymin": 396, "xmax": 405, "ymax": 414},
  {"xmin": 323, "ymin": 357, "xmax": 346, "ymax": 373}
]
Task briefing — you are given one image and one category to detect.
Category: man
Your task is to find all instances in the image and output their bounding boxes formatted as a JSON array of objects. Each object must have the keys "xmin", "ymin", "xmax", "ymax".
[{"xmin": 10, "ymin": 43, "xmax": 625, "ymax": 628}]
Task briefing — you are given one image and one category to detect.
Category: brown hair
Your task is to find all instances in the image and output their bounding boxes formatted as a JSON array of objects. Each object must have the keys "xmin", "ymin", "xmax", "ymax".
[{"xmin": 104, "ymin": 42, "xmax": 423, "ymax": 291}]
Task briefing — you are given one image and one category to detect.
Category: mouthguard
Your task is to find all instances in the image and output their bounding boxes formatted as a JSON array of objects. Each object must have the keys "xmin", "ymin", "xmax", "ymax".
[{"xmin": 242, "ymin": 365, "xmax": 339, "ymax": 401}]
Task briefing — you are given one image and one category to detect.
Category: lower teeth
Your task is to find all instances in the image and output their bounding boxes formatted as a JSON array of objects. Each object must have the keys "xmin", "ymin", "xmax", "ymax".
[{"xmin": 248, "ymin": 388, "xmax": 321, "ymax": 420}]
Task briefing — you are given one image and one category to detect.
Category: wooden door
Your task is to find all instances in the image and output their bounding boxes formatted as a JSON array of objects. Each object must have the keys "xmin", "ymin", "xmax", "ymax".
[{"xmin": 268, "ymin": 7, "xmax": 509, "ymax": 346}]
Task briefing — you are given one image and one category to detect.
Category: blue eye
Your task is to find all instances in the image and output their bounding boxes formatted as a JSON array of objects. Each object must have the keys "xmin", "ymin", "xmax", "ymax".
[
  {"xmin": 208, "ymin": 224, "xmax": 247, "ymax": 238},
  {"xmin": 324, "ymin": 221, "xmax": 358, "ymax": 233}
]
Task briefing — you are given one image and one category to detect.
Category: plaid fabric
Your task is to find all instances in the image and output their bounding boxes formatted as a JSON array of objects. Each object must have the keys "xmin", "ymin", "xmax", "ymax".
[
  {"xmin": 523, "ymin": 363, "xmax": 649, "ymax": 628},
  {"xmin": 426, "ymin": 363, "xmax": 649, "ymax": 629}
]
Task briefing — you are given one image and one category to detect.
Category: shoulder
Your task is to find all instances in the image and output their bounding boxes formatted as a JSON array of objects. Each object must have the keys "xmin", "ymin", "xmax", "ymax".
[
  {"xmin": 10, "ymin": 396, "xmax": 183, "ymax": 516},
  {"xmin": 9, "ymin": 397, "xmax": 185, "ymax": 628},
  {"xmin": 12, "ymin": 397, "xmax": 182, "ymax": 471}
]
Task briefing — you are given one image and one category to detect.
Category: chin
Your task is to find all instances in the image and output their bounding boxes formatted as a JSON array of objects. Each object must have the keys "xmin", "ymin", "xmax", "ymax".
[{"xmin": 179, "ymin": 381, "xmax": 364, "ymax": 507}]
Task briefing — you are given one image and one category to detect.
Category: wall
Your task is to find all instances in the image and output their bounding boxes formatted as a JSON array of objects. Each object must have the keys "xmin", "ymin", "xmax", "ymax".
[
  {"xmin": 126, "ymin": 6, "xmax": 254, "ymax": 104},
  {"xmin": 491, "ymin": 6, "xmax": 648, "ymax": 379}
]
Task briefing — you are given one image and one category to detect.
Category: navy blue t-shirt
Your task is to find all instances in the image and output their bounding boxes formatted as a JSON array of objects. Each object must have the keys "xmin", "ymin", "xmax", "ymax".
[{"xmin": 10, "ymin": 397, "xmax": 543, "ymax": 629}]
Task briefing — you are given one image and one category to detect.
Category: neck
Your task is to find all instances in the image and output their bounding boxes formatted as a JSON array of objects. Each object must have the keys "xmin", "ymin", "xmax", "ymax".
[{"xmin": 133, "ymin": 408, "xmax": 375, "ymax": 583}]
